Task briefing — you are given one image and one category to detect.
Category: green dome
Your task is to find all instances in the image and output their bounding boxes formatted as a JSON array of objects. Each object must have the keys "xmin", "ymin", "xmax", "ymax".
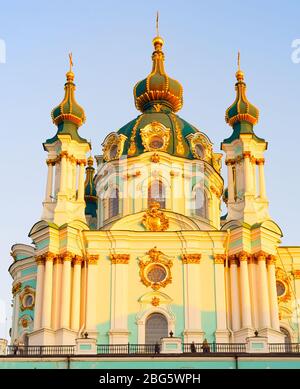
[
  {"xmin": 117, "ymin": 107, "xmax": 199, "ymax": 159},
  {"xmin": 225, "ymin": 70, "xmax": 259, "ymax": 128},
  {"xmin": 85, "ymin": 156, "xmax": 97, "ymax": 218},
  {"xmin": 134, "ymin": 36, "xmax": 183, "ymax": 113},
  {"xmin": 51, "ymin": 71, "xmax": 86, "ymax": 128}
]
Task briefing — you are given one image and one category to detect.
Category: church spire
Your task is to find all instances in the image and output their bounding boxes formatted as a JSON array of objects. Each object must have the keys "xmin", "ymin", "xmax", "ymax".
[
  {"xmin": 133, "ymin": 14, "xmax": 183, "ymax": 113},
  {"xmin": 49, "ymin": 53, "xmax": 87, "ymax": 143},
  {"xmin": 224, "ymin": 53, "xmax": 260, "ymax": 142}
]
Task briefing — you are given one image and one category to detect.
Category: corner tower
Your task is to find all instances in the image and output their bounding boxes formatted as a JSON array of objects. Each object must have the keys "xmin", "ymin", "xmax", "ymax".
[
  {"xmin": 222, "ymin": 55, "xmax": 269, "ymax": 225},
  {"xmin": 42, "ymin": 55, "xmax": 91, "ymax": 226}
]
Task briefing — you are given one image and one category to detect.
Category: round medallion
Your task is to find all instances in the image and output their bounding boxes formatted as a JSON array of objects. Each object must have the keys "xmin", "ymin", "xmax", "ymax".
[
  {"xmin": 195, "ymin": 143, "xmax": 204, "ymax": 159},
  {"xmin": 276, "ymin": 280, "xmax": 286, "ymax": 297},
  {"xmin": 149, "ymin": 136, "xmax": 164, "ymax": 149},
  {"xmin": 147, "ymin": 264, "xmax": 167, "ymax": 283},
  {"xmin": 109, "ymin": 144, "xmax": 118, "ymax": 160}
]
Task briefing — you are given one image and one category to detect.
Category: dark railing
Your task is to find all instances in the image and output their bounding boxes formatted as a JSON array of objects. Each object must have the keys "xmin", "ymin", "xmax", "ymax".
[
  {"xmin": 269, "ymin": 343, "xmax": 300, "ymax": 353},
  {"xmin": 182, "ymin": 342, "xmax": 246, "ymax": 354},
  {"xmin": 7, "ymin": 345, "xmax": 75, "ymax": 356},
  {"xmin": 97, "ymin": 344, "xmax": 156, "ymax": 355},
  {"xmin": 5, "ymin": 343, "xmax": 300, "ymax": 357}
]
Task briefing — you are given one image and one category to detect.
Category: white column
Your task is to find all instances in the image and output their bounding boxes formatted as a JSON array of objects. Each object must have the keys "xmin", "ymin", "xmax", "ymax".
[
  {"xmin": 248, "ymin": 258, "xmax": 259, "ymax": 329},
  {"xmin": 227, "ymin": 162, "xmax": 234, "ymax": 202},
  {"xmin": 182, "ymin": 255, "xmax": 202, "ymax": 333},
  {"xmin": 239, "ymin": 253, "xmax": 252, "ymax": 328},
  {"xmin": 251, "ymin": 158, "xmax": 257, "ymax": 196},
  {"xmin": 267, "ymin": 256, "xmax": 280, "ymax": 331},
  {"xmin": 257, "ymin": 252, "xmax": 271, "ymax": 328},
  {"xmin": 59, "ymin": 153, "xmax": 67, "ymax": 193},
  {"xmin": 258, "ymin": 159, "xmax": 266, "ymax": 199},
  {"xmin": 71, "ymin": 257, "xmax": 82, "ymax": 331},
  {"xmin": 60, "ymin": 253, "xmax": 72, "ymax": 328},
  {"xmin": 12, "ymin": 287, "xmax": 20, "ymax": 341},
  {"xmin": 54, "ymin": 162, "xmax": 60, "ymax": 197},
  {"xmin": 214, "ymin": 255, "xmax": 227, "ymax": 331},
  {"xmin": 230, "ymin": 257, "xmax": 241, "ymax": 331},
  {"xmin": 243, "ymin": 153, "xmax": 252, "ymax": 193},
  {"xmin": 45, "ymin": 162, "xmax": 54, "ymax": 201},
  {"xmin": 67, "ymin": 159, "xmax": 73, "ymax": 191},
  {"xmin": 41, "ymin": 253, "xmax": 54, "ymax": 328},
  {"xmin": 86, "ymin": 255, "xmax": 99, "ymax": 330},
  {"xmin": 77, "ymin": 162, "xmax": 85, "ymax": 201},
  {"xmin": 34, "ymin": 257, "xmax": 45, "ymax": 330},
  {"xmin": 51, "ymin": 257, "xmax": 63, "ymax": 330}
]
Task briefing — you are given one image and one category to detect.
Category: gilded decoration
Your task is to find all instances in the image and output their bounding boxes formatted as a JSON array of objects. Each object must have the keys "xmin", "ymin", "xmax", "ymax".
[
  {"xmin": 12, "ymin": 282, "xmax": 21, "ymax": 296},
  {"xmin": 72, "ymin": 256, "xmax": 83, "ymax": 266},
  {"xmin": 140, "ymin": 122, "xmax": 171, "ymax": 152},
  {"xmin": 292, "ymin": 270, "xmax": 300, "ymax": 279},
  {"xmin": 110, "ymin": 254, "xmax": 130, "ymax": 264},
  {"xmin": 36, "ymin": 252, "xmax": 57, "ymax": 264},
  {"xmin": 214, "ymin": 254, "xmax": 226, "ymax": 265},
  {"xmin": 151, "ymin": 296, "xmax": 160, "ymax": 306},
  {"xmin": 139, "ymin": 247, "xmax": 173, "ymax": 290},
  {"xmin": 128, "ymin": 116, "xmax": 143, "ymax": 156},
  {"xmin": 238, "ymin": 251, "xmax": 251, "ymax": 262},
  {"xmin": 86, "ymin": 254, "xmax": 99, "ymax": 265},
  {"xmin": 142, "ymin": 201, "xmax": 169, "ymax": 231},
  {"xmin": 151, "ymin": 153, "xmax": 160, "ymax": 163},
  {"xmin": 102, "ymin": 132, "xmax": 127, "ymax": 162},
  {"xmin": 276, "ymin": 267, "xmax": 292, "ymax": 303},
  {"xmin": 19, "ymin": 286, "xmax": 35, "ymax": 311},
  {"xmin": 170, "ymin": 113, "xmax": 185, "ymax": 155},
  {"xmin": 187, "ymin": 132, "xmax": 212, "ymax": 161},
  {"xmin": 212, "ymin": 153, "xmax": 222, "ymax": 173},
  {"xmin": 182, "ymin": 254, "xmax": 201, "ymax": 264}
]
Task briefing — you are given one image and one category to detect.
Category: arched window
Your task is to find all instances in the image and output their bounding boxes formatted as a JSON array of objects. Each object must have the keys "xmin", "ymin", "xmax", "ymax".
[
  {"xmin": 145, "ymin": 313, "xmax": 168, "ymax": 344},
  {"xmin": 195, "ymin": 187, "xmax": 208, "ymax": 218},
  {"xmin": 108, "ymin": 187, "xmax": 119, "ymax": 218},
  {"xmin": 148, "ymin": 180, "xmax": 166, "ymax": 209}
]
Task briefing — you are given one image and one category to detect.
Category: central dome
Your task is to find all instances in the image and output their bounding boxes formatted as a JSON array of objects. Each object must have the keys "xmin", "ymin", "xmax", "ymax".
[
  {"xmin": 133, "ymin": 36, "xmax": 183, "ymax": 113},
  {"xmin": 117, "ymin": 109, "xmax": 199, "ymax": 159}
]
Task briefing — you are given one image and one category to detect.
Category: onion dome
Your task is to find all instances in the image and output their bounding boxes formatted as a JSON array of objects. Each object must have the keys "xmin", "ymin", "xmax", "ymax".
[
  {"xmin": 84, "ymin": 156, "xmax": 98, "ymax": 219},
  {"xmin": 46, "ymin": 54, "xmax": 87, "ymax": 145},
  {"xmin": 224, "ymin": 53, "xmax": 262, "ymax": 144},
  {"xmin": 133, "ymin": 34, "xmax": 183, "ymax": 113}
]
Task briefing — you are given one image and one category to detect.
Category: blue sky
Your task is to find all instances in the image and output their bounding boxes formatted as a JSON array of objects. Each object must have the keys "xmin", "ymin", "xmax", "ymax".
[{"xmin": 0, "ymin": 0, "xmax": 300, "ymax": 338}]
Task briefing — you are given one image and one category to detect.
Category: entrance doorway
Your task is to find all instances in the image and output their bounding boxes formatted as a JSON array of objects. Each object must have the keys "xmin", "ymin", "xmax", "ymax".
[{"xmin": 145, "ymin": 313, "xmax": 168, "ymax": 344}]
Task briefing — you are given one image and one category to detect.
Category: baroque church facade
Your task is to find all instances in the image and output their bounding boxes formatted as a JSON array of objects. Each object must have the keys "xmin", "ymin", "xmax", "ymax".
[{"xmin": 9, "ymin": 30, "xmax": 300, "ymax": 348}]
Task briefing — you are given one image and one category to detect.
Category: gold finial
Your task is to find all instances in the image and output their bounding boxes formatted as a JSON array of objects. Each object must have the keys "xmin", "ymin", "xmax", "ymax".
[
  {"xmin": 235, "ymin": 50, "xmax": 244, "ymax": 82},
  {"xmin": 152, "ymin": 11, "xmax": 164, "ymax": 50},
  {"xmin": 66, "ymin": 52, "xmax": 74, "ymax": 82}
]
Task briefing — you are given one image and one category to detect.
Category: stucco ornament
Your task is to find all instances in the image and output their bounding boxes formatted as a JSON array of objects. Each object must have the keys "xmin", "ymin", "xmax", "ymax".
[{"xmin": 142, "ymin": 201, "xmax": 169, "ymax": 231}]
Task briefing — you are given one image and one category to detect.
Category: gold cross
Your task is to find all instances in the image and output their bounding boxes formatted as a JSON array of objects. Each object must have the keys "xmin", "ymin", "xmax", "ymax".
[
  {"xmin": 69, "ymin": 52, "xmax": 73, "ymax": 72},
  {"xmin": 156, "ymin": 11, "xmax": 159, "ymax": 36}
]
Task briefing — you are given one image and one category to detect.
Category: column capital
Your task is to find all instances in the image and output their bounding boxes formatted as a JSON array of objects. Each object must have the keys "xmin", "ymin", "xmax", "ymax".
[
  {"xmin": 238, "ymin": 251, "xmax": 251, "ymax": 262},
  {"xmin": 292, "ymin": 269, "xmax": 300, "ymax": 279},
  {"xmin": 86, "ymin": 254, "xmax": 99, "ymax": 265},
  {"xmin": 60, "ymin": 151, "xmax": 68, "ymax": 158},
  {"xmin": 214, "ymin": 254, "xmax": 226, "ymax": 265},
  {"xmin": 110, "ymin": 254, "xmax": 130, "ymax": 264},
  {"xmin": 266, "ymin": 254, "xmax": 277, "ymax": 266},
  {"xmin": 35, "ymin": 255, "xmax": 45, "ymax": 265},
  {"xmin": 60, "ymin": 251, "xmax": 75, "ymax": 262},
  {"xmin": 72, "ymin": 255, "xmax": 83, "ymax": 265},
  {"xmin": 76, "ymin": 158, "xmax": 87, "ymax": 166},
  {"xmin": 229, "ymin": 254, "xmax": 238, "ymax": 265},
  {"xmin": 243, "ymin": 151, "xmax": 251, "ymax": 159},
  {"xmin": 45, "ymin": 252, "xmax": 56, "ymax": 262},
  {"xmin": 256, "ymin": 158, "xmax": 265, "ymax": 165},
  {"xmin": 254, "ymin": 250, "xmax": 268, "ymax": 262},
  {"xmin": 225, "ymin": 158, "xmax": 235, "ymax": 166},
  {"xmin": 182, "ymin": 254, "xmax": 201, "ymax": 264},
  {"xmin": 12, "ymin": 282, "xmax": 22, "ymax": 296},
  {"xmin": 54, "ymin": 256, "xmax": 64, "ymax": 265}
]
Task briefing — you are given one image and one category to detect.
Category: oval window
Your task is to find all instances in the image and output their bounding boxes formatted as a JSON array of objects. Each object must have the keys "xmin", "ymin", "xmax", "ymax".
[
  {"xmin": 147, "ymin": 265, "xmax": 167, "ymax": 283},
  {"xmin": 276, "ymin": 281, "xmax": 286, "ymax": 297},
  {"xmin": 150, "ymin": 136, "xmax": 164, "ymax": 149},
  {"xmin": 109, "ymin": 144, "xmax": 118, "ymax": 160}
]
